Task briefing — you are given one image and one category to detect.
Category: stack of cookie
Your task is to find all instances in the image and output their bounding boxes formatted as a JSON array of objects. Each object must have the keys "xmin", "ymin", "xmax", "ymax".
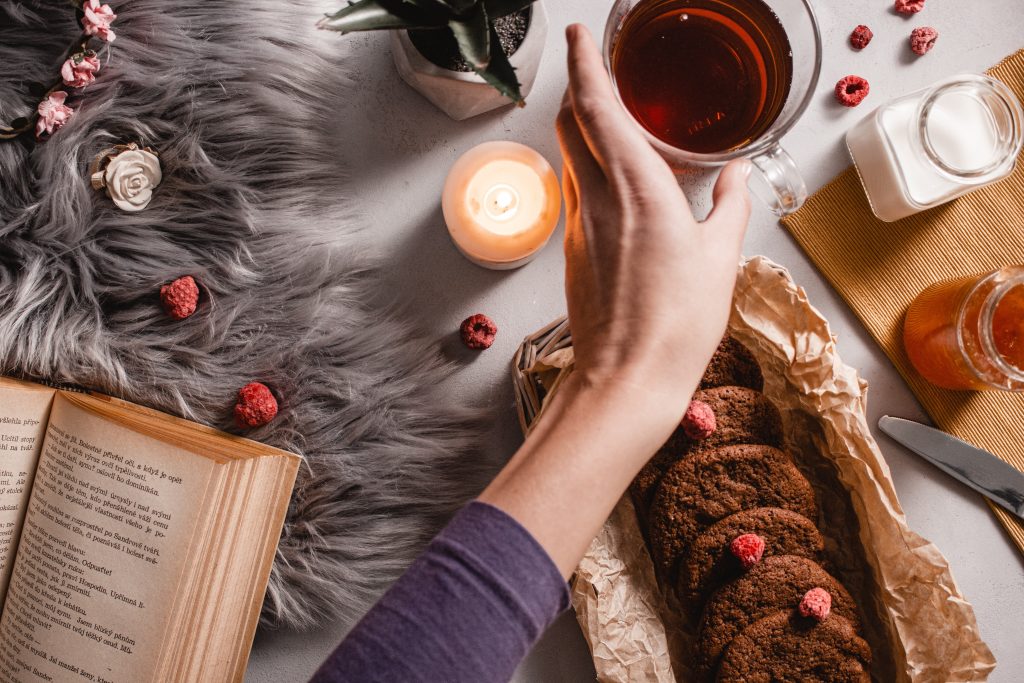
[{"xmin": 630, "ymin": 335, "xmax": 873, "ymax": 682}]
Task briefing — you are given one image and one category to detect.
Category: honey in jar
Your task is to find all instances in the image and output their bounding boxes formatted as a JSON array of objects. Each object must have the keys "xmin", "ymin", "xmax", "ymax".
[{"xmin": 904, "ymin": 267, "xmax": 1024, "ymax": 391}]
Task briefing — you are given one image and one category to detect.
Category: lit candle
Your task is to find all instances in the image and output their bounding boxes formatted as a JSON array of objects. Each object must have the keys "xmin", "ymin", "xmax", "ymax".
[{"xmin": 442, "ymin": 141, "xmax": 562, "ymax": 269}]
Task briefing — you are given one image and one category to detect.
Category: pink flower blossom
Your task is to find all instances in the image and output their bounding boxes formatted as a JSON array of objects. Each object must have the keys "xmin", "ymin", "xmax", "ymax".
[
  {"xmin": 81, "ymin": 0, "xmax": 117, "ymax": 42},
  {"xmin": 61, "ymin": 52, "xmax": 101, "ymax": 88},
  {"xmin": 36, "ymin": 91, "xmax": 74, "ymax": 139}
]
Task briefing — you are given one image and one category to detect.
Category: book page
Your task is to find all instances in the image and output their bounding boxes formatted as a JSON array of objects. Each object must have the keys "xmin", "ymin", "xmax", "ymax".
[
  {"xmin": 0, "ymin": 394, "xmax": 215, "ymax": 683},
  {"xmin": 0, "ymin": 383, "xmax": 56, "ymax": 605}
]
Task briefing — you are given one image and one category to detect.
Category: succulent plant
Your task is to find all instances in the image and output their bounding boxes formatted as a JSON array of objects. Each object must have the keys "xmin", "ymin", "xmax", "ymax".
[{"xmin": 318, "ymin": 0, "xmax": 538, "ymax": 104}]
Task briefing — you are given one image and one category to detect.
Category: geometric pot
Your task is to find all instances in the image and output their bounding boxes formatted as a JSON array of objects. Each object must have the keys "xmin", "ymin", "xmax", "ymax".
[{"xmin": 389, "ymin": 1, "xmax": 548, "ymax": 121}]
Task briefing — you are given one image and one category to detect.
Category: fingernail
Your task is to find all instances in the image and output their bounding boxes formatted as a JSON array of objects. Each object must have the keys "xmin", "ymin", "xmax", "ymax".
[{"xmin": 739, "ymin": 159, "xmax": 753, "ymax": 179}]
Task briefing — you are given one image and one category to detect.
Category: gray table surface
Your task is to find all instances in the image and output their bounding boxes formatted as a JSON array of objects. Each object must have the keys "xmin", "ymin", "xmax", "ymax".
[{"xmin": 247, "ymin": 1, "xmax": 1024, "ymax": 680}]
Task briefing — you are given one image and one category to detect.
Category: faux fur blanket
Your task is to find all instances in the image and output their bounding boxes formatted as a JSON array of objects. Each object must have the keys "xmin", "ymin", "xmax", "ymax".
[{"xmin": 0, "ymin": 0, "xmax": 490, "ymax": 629}]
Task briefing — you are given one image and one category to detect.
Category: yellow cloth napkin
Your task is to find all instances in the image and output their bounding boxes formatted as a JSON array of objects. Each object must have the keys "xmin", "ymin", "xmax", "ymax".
[{"xmin": 781, "ymin": 49, "xmax": 1024, "ymax": 554}]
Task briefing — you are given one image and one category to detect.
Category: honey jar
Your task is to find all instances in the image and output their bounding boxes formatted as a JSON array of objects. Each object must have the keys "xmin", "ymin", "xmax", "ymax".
[{"xmin": 904, "ymin": 266, "xmax": 1024, "ymax": 391}]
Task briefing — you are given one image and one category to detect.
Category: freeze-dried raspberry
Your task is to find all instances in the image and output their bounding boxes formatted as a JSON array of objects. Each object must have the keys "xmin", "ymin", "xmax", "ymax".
[
  {"xmin": 849, "ymin": 25, "xmax": 873, "ymax": 50},
  {"xmin": 234, "ymin": 382, "xmax": 278, "ymax": 428},
  {"xmin": 895, "ymin": 0, "xmax": 925, "ymax": 15},
  {"xmin": 798, "ymin": 587, "xmax": 832, "ymax": 622},
  {"xmin": 460, "ymin": 313, "xmax": 497, "ymax": 350},
  {"xmin": 159, "ymin": 275, "xmax": 199, "ymax": 320},
  {"xmin": 729, "ymin": 533, "xmax": 766, "ymax": 570},
  {"xmin": 834, "ymin": 75, "xmax": 870, "ymax": 107},
  {"xmin": 681, "ymin": 400, "xmax": 716, "ymax": 440},
  {"xmin": 910, "ymin": 27, "xmax": 938, "ymax": 56}
]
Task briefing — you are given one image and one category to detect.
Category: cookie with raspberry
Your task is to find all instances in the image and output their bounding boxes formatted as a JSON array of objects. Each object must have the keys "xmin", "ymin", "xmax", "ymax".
[
  {"xmin": 630, "ymin": 387, "xmax": 784, "ymax": 521},
  {"xmin": 647, "ymin": 445, "xmax": 816, "ymax": 578},
  {"xmin": 697, "ymin": 555, "xmax": 861, "ymax": 677},
  {"xmin": 677, "ymin": 507, "xmax": 825, "ymax": 603},
  {"xmin": 717, "ymin": 610, "xmax": 871, "ymax": 682}
]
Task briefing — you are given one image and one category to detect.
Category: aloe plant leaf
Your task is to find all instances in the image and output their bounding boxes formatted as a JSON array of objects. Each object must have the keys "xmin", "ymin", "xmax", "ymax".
[
  {"xmin": 318, "ymin": 0, "xmax": 447, "ymax": 32},
  {"xmin": 483, "ymin": 0, "xmax": 535, "ymax": 18},
  {"xmin": 449, "ymin": 4, "xmax": 490, "ymax": 70},
  {"xmin": 430, "ymin": 0, "xmax": 478, "ymax": 14},
  {"xmin": 472, "ymin": 25, "xmax": 523, "ymax": 104}
]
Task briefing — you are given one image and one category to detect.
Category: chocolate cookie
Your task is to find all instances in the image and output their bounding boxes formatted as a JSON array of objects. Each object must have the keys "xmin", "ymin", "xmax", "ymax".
[
  {"xmin": 700, "ymin": 334, "xmax": 763, "ymax": 391},
  {"xmin": 717, "ymin": 610, "xmax": 872, "ymax": 682},
  {"xmin": 630, "ymin": 387, "xmax": 784, "ymax": 519},
  {"xmin": 647, "ymin": 445, "xmax": 816, "ymax": 577},
  {"xmin": 678, "ymin": 507, "xmax": 825, "ymax": 603},
  {"xmin": 698, "ymin": 555, "xmax": 860, "ymax": 677}
]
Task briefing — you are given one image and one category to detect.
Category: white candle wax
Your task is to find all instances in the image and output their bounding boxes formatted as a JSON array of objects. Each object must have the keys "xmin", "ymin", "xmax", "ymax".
[{"xmin": 442, "ymin": 141, "xmax": 562, "ymax": 269}]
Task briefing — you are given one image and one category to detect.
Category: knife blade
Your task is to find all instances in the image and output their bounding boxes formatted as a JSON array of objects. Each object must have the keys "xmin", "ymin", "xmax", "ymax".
[{"xmin": 878, "ymin": 416, "xmax": 1024, "ymax": 521}]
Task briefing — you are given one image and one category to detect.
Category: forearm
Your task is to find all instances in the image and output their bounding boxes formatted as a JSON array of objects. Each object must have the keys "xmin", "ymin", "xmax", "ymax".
[
  {"xmin": 310, "ymin": 501, "xmax": 569, "ymax": 683},
  {"xmin": 478, "ymin": 368, "xmax": 700, "ymax": 578}
]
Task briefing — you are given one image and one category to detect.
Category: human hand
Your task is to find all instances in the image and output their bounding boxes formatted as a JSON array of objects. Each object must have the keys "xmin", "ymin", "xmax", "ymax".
[{"xmin": 557, "ymin": 24, "xmax": 752, "ymax": 435}]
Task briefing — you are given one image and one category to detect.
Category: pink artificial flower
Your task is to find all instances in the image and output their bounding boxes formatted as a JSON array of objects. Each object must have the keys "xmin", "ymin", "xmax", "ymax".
[
  {"xmin": 36, "ymin": 91, "xmax": 74, "ymax": 139},
  {"xmin": 61, "ymin": 51, "xmax": 101, "ymax": 88},
  {"xmin": 81, "ymin": 0, "xmax": 117, "ymax": 42}
]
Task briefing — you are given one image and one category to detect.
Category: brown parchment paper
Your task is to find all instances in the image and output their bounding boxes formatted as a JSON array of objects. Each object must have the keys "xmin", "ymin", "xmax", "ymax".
[{"xmin": 515, "ymin": 256, "xmax": 995, "ymax": 682}]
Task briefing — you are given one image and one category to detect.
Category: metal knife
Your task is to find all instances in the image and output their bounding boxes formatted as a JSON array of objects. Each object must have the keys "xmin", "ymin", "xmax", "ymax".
[{"xmin": 878, "ymin": 416, "xmax": 1024, "ymax": 521}]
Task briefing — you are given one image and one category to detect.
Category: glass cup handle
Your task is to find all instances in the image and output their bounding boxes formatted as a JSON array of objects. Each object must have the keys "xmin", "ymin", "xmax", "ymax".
[{"xmin": 748, "ymin": 145, "xmax": 808, "ymax": 216}]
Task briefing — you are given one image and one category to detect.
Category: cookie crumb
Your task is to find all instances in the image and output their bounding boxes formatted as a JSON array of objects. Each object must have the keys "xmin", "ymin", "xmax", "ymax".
[
  {"xmin": 160, "ymin": 275, "xmax": 199, "ymax": 320},
  {"xmin": 910, "ymin": 27, "xmax": 938, "ymax": 56},
  {"xmin": 834, "ymin": 75, "xmax": 870, "ymax": 107},
  {"xmin": 849, "ymin": 25, "xmax": 873, "ymax": 50},
  {"xmin": 729, "ymin": 533, "xmax": 766, "ymax": 569},
  {"xmin": 798, "ymin": 587, "xmax": 832, "ymax": 622},
  {"xmin": 460, "ymin": 314, "xmax": 498, "ymax": 350},
  {"xmin": 682, "ymin": 400, "xmax": 717, "ymax": 440},
  {"xmin": 234, "ymin": 382, "xmax": 278, "ymax": 428}
]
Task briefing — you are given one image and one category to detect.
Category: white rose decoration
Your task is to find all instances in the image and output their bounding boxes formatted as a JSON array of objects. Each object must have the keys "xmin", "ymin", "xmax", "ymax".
[{"xmin": 102, "ymin": 147, "xmax": 162, "ymax": 212}]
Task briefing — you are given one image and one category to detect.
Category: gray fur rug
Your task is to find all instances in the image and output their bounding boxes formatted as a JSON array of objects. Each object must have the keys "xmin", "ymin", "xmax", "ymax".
[{"xmin": 0, "ymin": 0, "xmax": 491, "ymax": 629}]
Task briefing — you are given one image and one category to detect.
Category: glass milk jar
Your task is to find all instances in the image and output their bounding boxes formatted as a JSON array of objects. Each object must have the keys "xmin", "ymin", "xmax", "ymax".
[{"xmin": 847, "ymin": 74, "xmax": 1023, "ymax": 222}]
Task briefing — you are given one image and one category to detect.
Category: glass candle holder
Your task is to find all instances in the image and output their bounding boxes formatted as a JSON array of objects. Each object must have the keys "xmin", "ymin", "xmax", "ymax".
[
  {"xmin": 904, "ymin": 266, "xmax": 1024, "ymax": 391},
  {"xmin": 442, "ymin": 141, "xmax": 562, "ymax": 270}
]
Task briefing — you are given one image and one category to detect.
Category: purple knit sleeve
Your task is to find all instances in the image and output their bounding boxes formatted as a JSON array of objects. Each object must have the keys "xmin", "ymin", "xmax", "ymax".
[{"xmin": 308, "ymin": 500, "xmax": 571, "ymax": 683}]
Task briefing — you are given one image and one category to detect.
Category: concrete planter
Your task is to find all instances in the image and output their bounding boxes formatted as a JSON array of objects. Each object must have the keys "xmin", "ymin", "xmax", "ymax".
[{"xmin": 389, "ymin": 3, "xmax": 548, "ymax": 121}]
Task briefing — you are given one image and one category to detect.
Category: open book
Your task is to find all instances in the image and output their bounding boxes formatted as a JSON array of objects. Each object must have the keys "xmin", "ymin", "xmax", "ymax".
[{"xmin": 0, "ymin": 377, "xmax": 300, "ymax": 682}]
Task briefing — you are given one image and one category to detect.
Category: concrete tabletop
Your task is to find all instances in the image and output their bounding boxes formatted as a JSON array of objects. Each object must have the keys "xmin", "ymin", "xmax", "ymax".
[{"xmin": 247, "ymin": 0, "xmax": 1024, "ymax": 680}]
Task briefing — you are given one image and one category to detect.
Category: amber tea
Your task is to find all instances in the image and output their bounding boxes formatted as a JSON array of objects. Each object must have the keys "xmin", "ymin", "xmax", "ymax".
[{"xmin": 611, "ymin": 0, "xmax": 793, "ymax": 154}]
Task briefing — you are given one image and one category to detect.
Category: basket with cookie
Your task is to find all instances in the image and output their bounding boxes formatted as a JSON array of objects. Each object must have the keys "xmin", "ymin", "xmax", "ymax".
[{"xmin": 512, "ymin": 257, "xmax": 995, "ymax": 682}]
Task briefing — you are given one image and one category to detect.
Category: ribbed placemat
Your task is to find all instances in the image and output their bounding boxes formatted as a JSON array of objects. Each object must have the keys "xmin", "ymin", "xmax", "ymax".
[{"xmin": 781, "ymin": 49, "xmax": 1024, "ymax": 554}]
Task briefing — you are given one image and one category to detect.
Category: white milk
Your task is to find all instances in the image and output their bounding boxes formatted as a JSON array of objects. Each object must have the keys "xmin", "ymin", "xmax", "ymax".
[{"xmin": 846, "ymin": 74, "xmax": 1022, "ymax": 222}]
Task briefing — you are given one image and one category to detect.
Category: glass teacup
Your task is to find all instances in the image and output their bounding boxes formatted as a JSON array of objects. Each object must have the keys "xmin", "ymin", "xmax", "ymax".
[{"xmin": 603, "ymin": 0, "xmax": 822, "ymax": 215}]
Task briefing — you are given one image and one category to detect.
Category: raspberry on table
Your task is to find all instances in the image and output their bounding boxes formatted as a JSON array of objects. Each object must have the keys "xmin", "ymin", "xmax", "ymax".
[
  {"xmin": 894, "ymin": 0, "xmax": 925, "ymax": 15},
  {"xmin": 849, "ymin": 25, "xmax": 873, "ymax": 50},
  {"xmin": 798, "ymin": 587, "xmax": 833, "ymax": 622},
  {"xmin": 834, "ymin": 75, "xmax": 870, "ymax": 107},
  {"xmin": 159, "ymin": 275, "xmax": 199, "ymax": 320},
  {"xmin": 460, "ymin": 313, "xmax": 497, "ymax": 350},
  {"xmin": 681, "ymin": 400, "xmax": 717, "ymax": 440},
  {"xmin": 910, "ymin": 27, "xmax": 939, "ymax": 56},
  {"xmin": 234, "ymin": 382, "xmax": 278, "ymax": 428},
  {"xmin": 729, "ymin": 533, "xmax": 766, "ymax": 570}
]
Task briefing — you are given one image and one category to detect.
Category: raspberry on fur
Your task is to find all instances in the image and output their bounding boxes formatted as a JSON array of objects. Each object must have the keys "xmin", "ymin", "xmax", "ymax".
[
  {"xmin": 729, "ymin": 533, "xmax": 766, "ymax": 570},
  {"xmin": 910, "ymin": 27, "xmax": 938, "ymax": 56},
  {"xmin": 895, "ymin": 0, "xmax": 925, "ymax": 15},
  {"xmin": 460, "ymin": 313, "xmax": 498, "ymax": 350},
  {"xmin": 849, "ymin": 25, "xmax": 873, "ymax": 50},
  {"xmin": 159, "ymin": 275, "xmax": 199, "ymax": 320},
  {"xmin": 834, "ymin": 75, "xmax": 870, "ymax": 107},
  {"xmin": 799, "ymin": 587, "xmax": 832, "ymax": 622},
  {"xmin": 234, "ymin": 382, "xmax": 278, "ymax": 428},
  {"xmin": 681, "ymin": 400, "xmax": 717, "ymax": 440}
]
